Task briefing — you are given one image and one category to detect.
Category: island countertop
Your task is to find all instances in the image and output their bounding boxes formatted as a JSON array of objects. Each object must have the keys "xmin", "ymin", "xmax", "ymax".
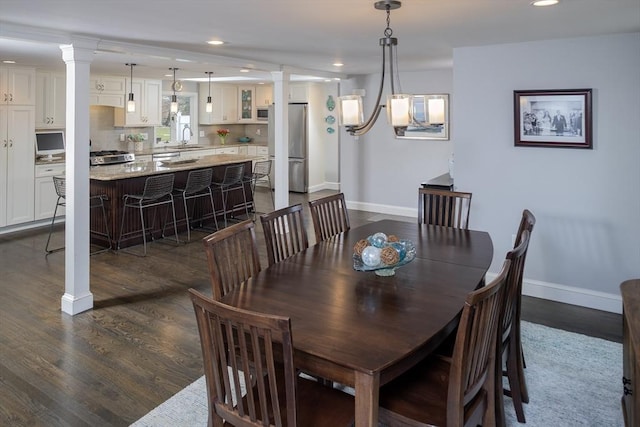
[{"xmin": 89, "ymin": 154, "xmax": 259, "ymax": 181}]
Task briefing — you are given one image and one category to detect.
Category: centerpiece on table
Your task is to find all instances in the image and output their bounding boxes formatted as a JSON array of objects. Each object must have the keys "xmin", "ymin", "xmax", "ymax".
[
  {"xmin": 217, "ymin": 128, "xmax": 230, "ymax": 145},
  {"xmin": 353, "ymin": 232, "xmax": 416, "ymax": 276}
]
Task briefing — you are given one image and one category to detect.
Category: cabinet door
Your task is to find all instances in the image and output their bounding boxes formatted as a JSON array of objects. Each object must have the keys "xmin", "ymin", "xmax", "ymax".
[
  {"xmin": 36, "ymin": 73, "xmax": 66, "ymax": 128},
  {"xmin": 5, "ymin": 106, "xmax": 35, "ymax": 225},
  {"xmin": 143, "ymin": 79, "xmax": 162, "ymax": 125},
  {"xmin": 0, "ymin": 108, "xmax": 7, "ymax": 226},
  {"xmin": 289, "ymin": 83, "xmax": 308, "ymax": 103},
  {"xmin": 35, "ymin": 163, "xmax": 65, "ymax": 221},
  {"xmin": 199, "ymin": 83, "xmax": 214, "ymax": 125},
  {"xmin": 238, "ymin": 86, "xmax": 255, "ymax": 122},
  {"xmin": 90, "ymin": 76, "xmax": 126, "ymax": 108},
  {"xmin": 3, "ymin": 67, "xmax": 36, "ymax": 105},
  {"xmin": 256, "ymin": 85, "xmax": 273, "ymax": 107},
  {"xmin": 212, "ymin": 85, "xmax": 238, "ymax": 124}
]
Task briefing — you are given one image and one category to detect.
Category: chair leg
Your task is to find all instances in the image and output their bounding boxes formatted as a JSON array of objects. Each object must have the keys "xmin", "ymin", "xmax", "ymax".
[
  {"xmin": 90, "ymin": 196, "xmax": 112, "ymax": 255},
  {"xmin": 505, "ymin": 337, "xmax": 527, "ymax": 423},
  {"xmin": 495, "ymin": 347, "xmax": 507, "ymax": 427},
  {"xmin": 139, "ymin": 202, "xmax": 148, "ymax": 256},
  {"xmin": 208, "ymin": 189, "xmax": 219, "ymax": 231},
  {"xmin": 183, "ymin": 195, "xmax": 191, "ymax": 242},
  {"xmin": 45, "ymin": 198, "xmax": 63, "ymax": 254}
]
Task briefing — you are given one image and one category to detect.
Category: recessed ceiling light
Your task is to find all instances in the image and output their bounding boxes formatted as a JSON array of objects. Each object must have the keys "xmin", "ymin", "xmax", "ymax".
[
  {"xmin": 531, "ymin": 0, "xmax": 559, "ymax": 6},
  {"xmin": 207, "ymin": 40, "xmax": 224, "ymax": 46},
  {"xmin": 2, "ymin": 60, "xmax": 16, "ymax": 64},
  {"xmin": 333, "ymin": 62, "xmax": 344, "ymax": 67},
  {"xmin": 239, "ymin": 69, "xmax": 250, "ymax": 73}
]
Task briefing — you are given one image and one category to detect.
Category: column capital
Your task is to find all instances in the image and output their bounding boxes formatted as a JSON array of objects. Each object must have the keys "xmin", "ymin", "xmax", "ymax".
[{"xmin": 60, "ymin": 37, "xmax": 99, "ymax": 63}]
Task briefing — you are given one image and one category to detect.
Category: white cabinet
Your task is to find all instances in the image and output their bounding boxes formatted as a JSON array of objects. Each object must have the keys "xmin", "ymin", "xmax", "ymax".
[
  {"xmin": 0, "ymin": 106, "xmax": 35, "ymax": 227},
  {"xmin": 215, "ymin": 147, "xmax": 238, "ymax": 154},
  {"xmin": 178, "ymin": 148, "xmax": 217, "ymax": 161},
  {"xmin": 114, "ymin": 79, "xmax": 162, "ymax": 127},
  {"xmin": 0, "ymin": 66, "xmax": 36, "ymax": 105},
  {"xmin": 238, "ymin": 86, "xmax": 256, "ymax": 123},
  {"xmin": 89, "ymin": 75, "xmax": 126, "ymax": 108},
  {"xmin": 255, "ymin": 85, "xmax": 273, "ymax": 107},
  {"xmin": 35, "ymin": 72, "xmax": 66, "ymax": 129},
  {"xmin": 35, "ymin": 163, "xmax": 65, "ymax": 220},
  {"xmin": 289, "ymin": 83, "xmax": 308, "ymax": 103},
  {"xmin": 199, "ymin": 84, "xmax": 238, "ymax": 125}
]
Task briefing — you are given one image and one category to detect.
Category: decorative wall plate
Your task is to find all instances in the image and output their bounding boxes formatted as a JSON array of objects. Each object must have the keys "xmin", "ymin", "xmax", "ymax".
[
  {"xmin": 325, "ymin": 115, "xmax": 336, "ymax": 124},
  {"xmin": 326, "ymin": 95, "xmax": 335, "ymax": 111},
  {"xmin": 327, "ymin": 127, "xmax": 335, "ymax": 134}
]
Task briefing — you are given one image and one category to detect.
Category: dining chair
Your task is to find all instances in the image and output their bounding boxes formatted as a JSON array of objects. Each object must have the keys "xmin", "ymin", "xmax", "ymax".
[
  {"xmin": 259, "ymin": 203, "xmax": 309, "ymax": 266},
  {"xmin": 117, "ymin": 174, "xmax": 179, "ymax": 256},
  {"xmin": 418, "ymin": 187, "xmax": 472, "ymax": 229},
  {"xmin": 172, "ymin": 168, "xmax": 218, "ymax": 242},
  {"xmin": 378, "ymin": 258, "xmax": 511, "ymax": 427},
  {"xmin": 202, "ymin": 219, "xmax": 261, "ymax": 301},
  {"xmin": 308, "ymin": 192, "xmax": 350, "ymax": 243},
  {"xmin": 496, "ymin": 209, "xmax": 536, "ymax": 425},
  {"xmin": 189, "ymin": 288, "xmax": 355, "ymax": 427}
]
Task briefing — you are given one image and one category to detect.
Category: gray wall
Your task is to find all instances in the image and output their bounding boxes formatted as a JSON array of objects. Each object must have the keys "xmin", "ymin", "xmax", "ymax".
[
  {"xmin": 340, "ymin": 69, "xmax": 454, "ymax": 215},
  {"xmin": 453, "ymin": 32, "xmax": 640, "ymax": 310}
]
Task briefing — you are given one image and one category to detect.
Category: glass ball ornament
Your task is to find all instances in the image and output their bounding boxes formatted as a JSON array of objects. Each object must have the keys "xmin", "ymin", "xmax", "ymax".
[
  {"xmin": 361, "ymin": 246, "xmax": 382, "ymax": 267},
  {"xmin": 390, "ymin": 242, "xmax": 407, "ymax": 262},
  {"xmin": 368, "ymin": 232, "xmax": 388, "ymax": 248}
]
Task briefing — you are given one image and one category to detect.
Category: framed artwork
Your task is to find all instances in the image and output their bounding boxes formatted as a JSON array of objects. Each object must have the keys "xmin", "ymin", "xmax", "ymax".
[
  {"xmin": 514, "ymin": 89, "xmax": 592, "ymax": 149},
  {"xmin": 395, "ymin": 94, "xmax": 449, "ymax": 140}
]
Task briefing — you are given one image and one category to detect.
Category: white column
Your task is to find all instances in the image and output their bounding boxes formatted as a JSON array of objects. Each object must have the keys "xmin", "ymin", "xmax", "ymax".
[
  {"xmin": 60, "ymin": 41, "xmax": 96, "ymax": 315},
  {"xmin": 271, "ymin": 71, "xmax": 289, "ymax": 209}
]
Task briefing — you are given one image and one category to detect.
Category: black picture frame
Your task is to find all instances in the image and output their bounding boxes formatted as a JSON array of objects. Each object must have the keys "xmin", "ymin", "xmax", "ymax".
[{"xmin": 514, "ymin": 89, "xmax": 592, "ymax": 149}]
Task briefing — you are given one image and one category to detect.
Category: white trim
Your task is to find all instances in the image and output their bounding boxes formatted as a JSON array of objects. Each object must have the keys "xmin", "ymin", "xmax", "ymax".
[
  {"xmin": 308, "ymin": 181, "xmax": 340, "ymax": 193},
  {"xmin": 0, "ymin": 218, "xmax": 61, "ymax": 236},
  {"xmin": 346, "ymin": 200, "xmax": 416, "ymax": 218},
  {"xmin": 485, "ymin": 272, "xmax": 622, "ymax": 314}
]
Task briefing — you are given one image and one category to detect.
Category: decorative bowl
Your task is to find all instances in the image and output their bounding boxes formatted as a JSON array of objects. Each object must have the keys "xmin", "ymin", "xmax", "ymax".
[
  {"xmin": 238, "ymin": 137, "xmax": 252, "ymax": 143},
  {"xmin": 353, "ymin": 233, "xmax": 416, "ymax": 276}
]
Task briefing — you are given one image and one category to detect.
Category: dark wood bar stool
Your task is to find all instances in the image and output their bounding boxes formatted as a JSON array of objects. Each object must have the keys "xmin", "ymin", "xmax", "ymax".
[
  {"xmin": 45, "ymin": 176, "xmax": 112, "ymax": 255},
  {"xmin": 117, "ymin": 174, "xmax": 179, "ymax": 256}
]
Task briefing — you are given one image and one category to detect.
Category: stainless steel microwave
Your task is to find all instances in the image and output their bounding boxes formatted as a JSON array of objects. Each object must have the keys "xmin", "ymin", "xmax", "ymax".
[{"xmin": 256, "ymin": 107, "xmax": 269, "ymax": 121}]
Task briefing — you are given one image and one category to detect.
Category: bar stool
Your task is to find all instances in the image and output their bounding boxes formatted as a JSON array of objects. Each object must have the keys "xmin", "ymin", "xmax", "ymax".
[
  {"xmin": 246, "ymin": 160, "xmax": 274, "ymax": 213},
  {"xmin": 45, "ymin": 176, "xmax": 112, "ymax": 255},
  {"xmin": 117, "ymin": 174, "xmax": 179, "ymax": 256},
  {"xmin": 172, "ymin": 168, "xmax": 219, "ymax": 242},
  {"xmin": 210, "ymin": 164, "xmax": 250, "ymax": 227}
]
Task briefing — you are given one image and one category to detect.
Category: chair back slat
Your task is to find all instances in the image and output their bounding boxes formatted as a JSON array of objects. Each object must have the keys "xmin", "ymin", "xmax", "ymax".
[
  {"xmin": 190, "ymin": 289, "xmax": 297, "ymax": 427},
  {"xmin": 221, "ymin": 164, "xmax": 246, "ymax": 186},
  {"xmin": 202, "ymin": 220, "xmax": 261, "ymax": 300},
  {"xmin": 52, "ymin": 176, "xmax": 66, "ymax": 198},
  {"xmin": 142, "ymin": 174, "xmax": 175, "ymax": 200},
  {"xmin": 418, "ymin": 188, "xmax": 472, "ymax": 229},
  {"xmin": 515, "ymin": 209, "xmax": 536, "ymax": 247},
  {"xmin": 253, "ymin": 160, "xmax": 272, "ymax": 177},
  {"xmin": 501, "ymin": 229, "xmax": 532, "ymax": 341},
  {"xmin": 260, "ymin": 204, "xmax": 309, "ymax": 266},
  {"xmin": 447, "ymin": 259, "xmax": 510, "ymax": 425},
  {"xmin": 308, "ymin": 193, "xmax": 350, "ymax": 242}
]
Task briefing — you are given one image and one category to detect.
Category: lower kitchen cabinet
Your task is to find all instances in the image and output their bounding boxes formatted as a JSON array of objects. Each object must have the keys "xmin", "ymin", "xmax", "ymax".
[
  {"xmin": 0, "ymin": 105, "xmax": 35, "ymax": 227},
  {"xmin": 35, "ymin": 163, "xmax": 65, "ymax": 220}
]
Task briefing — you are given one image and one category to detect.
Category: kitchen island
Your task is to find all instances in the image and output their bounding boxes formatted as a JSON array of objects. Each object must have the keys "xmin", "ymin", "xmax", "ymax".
[{"xmin": 90, "ymin": 154, "xmax": 256, "ymax": 249}]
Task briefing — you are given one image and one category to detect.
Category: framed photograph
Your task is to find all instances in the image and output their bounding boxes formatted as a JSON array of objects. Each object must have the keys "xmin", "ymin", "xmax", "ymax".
[
  {"xmin": 395, "ymin": 94, "xmax": 449, "ymax": 140},
  {"xmin": 514, "ymin": 89, "xmax": 592, "ymax": 149}
]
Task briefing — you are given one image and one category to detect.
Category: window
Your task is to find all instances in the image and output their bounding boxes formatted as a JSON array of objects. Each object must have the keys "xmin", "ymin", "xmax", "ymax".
[{"xmin": 157, "ymin": 93, "xmax": 198, "ymax": 144}]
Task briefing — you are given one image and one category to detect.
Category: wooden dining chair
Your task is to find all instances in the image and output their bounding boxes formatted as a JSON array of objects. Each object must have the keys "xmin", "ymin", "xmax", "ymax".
[
  {"xmin": 418, "ymin": 187, "xmax": 472, "ymax": 229},
  {"xmin": 378, "ymin": 258, "xmax": 511, "ymax": 427},
  {"xmin": 496, "ymin": 209, "xmax": 536, "ymax": 425},
  {"xmin": 308, "ymin": 193, "xmax": 350, "ymax": 243},
  {"xmin": 189, "ymin": 289, "xmax": 355, "ymax": 427},
  {"xmin": 259, "ymin": 204, "xmax": 309, "ymax": 266},
  {"xmin": 202, "ymin": 219, "xmax": 261, "ymax": 301}
]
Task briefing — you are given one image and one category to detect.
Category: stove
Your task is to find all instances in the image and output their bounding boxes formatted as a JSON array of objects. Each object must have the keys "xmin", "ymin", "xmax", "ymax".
[{"xmin": 90, "ymin": 150, "xmax": 135, "ymax": 166}]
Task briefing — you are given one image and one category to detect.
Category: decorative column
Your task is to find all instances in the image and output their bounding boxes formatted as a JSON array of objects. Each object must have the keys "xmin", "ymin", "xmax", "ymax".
[
  {"xmin": 270, "ymin": 71, "xmax": 290, "ymax": 209},
  {"xmin": 59, "ymin": 39, "xmax": 96, "ymax": 315}
]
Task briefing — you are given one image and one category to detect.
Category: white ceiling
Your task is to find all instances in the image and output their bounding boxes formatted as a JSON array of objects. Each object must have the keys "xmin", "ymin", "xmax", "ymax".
[{"xmin": 1, "ymin": 0, "xmax": 638, "ymax": 82}]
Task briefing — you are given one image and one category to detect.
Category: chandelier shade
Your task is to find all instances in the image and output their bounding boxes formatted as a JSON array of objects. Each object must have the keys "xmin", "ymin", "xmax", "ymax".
[
  {"xmin": 170, "ymin": 68, "xmax": 179, "ymax": 113},
  {"xmin": 205, "ymin": 71, "xmax": 213, "ymax": 113},
  {"xmin": 126, "ymin": 63, "xmax": 136, "ymax": 113}
]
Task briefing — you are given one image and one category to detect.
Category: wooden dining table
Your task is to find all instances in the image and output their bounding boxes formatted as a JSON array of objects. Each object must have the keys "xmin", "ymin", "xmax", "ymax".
[{"xmin": 221, "ymin": 219, "xmax": 493, "ymax": 427}]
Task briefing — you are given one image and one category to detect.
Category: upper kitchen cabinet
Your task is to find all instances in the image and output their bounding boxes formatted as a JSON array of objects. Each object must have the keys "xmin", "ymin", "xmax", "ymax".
[
  {"xmin": 288, "ymin": 83, "xmax": 308, "ymax": 103},
  {"xmin": 199, "ymin": 84, "xmax": 237, "ymax": 125},
  {"xmin": 90, "ymin": 75, "xmax": 126, "ymax": 108},
  {"xmin": 114, "ymin": 79, "xmax": 162, "ymax": 127},
  {"xmin": 0, "ymin": 66, "xmax": 36, "ymax": 106},
  {"xmin": 238, "ymin": 86, "xmax": 255, "ymax": 122},
  {"xmin": 35, "ymin": 72, "xmax": 66, "ymax": 129},
  {"xmin": 255, "ymin": 85, "xmax": 273, "ymax": 107}
]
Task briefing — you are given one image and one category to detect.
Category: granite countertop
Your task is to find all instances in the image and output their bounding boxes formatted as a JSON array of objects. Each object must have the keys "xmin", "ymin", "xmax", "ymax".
[
  {"xmin": 136, "ymin": 143, "xmax": 267, "ymax": 156},
  {"xmin": 89, "ymin": 154, "xmax": 259, "ymax": 181}
]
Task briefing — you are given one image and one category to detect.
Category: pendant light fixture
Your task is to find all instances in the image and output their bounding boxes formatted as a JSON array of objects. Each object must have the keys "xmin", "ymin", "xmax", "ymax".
[
  {"xmin": 170, "ymin": 67, "xmax": 179, "ymax": 113},
  {"xmin": 126, "ymin": 63, "xmax": 136, "ymax": 113},
  {"xmin": 338, "ymin": 0, "xmax": 412, "ymax": 136},
  {"xmin": 205, "ymin": 71, "xmax": 213, "ymax": 113}
]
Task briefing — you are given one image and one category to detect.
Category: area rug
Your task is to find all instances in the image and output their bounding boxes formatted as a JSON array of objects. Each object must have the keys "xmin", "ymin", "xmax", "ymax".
[{"xmin": 131, "ymin": 322, "xmax": 624, "ymax": 426}]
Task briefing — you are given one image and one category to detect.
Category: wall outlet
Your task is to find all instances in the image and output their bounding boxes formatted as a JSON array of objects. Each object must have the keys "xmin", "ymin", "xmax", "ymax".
[
  {"xmin": 199, "ymin": 130, "xmax": 205, "ymax": 137},
  {"xmin": 256, "ymin": 128, "xmax": 261, "ymax": 136},
  {"xmin": 140, "ymin": 133, "xmax": 148, "ymax": 141},
  {"xmin": 119, "ymin": 133, "xmax": 125, "ymax": 142}
]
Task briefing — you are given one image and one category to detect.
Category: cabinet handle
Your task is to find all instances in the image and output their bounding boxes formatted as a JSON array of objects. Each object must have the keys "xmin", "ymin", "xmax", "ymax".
[
  {"xmin": 9, "ymin": 139, "xmax": 13, "ymax": 147},
  {"xmin": 3, "ymin": 139, "xmax": 6, "ymax": 147},
  {"xmin": 3, "ymin": 94, "xmax": 6, "ymax": 102},
  {"xmin": 9, "ymin": 93, "xmax": 13, "ymax": 102}
]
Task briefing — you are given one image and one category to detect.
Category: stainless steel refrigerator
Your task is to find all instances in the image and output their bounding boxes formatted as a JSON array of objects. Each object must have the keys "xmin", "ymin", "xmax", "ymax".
[{"xmin": 268, "ymin": 103, "xmax": 308, "ymax": 193}]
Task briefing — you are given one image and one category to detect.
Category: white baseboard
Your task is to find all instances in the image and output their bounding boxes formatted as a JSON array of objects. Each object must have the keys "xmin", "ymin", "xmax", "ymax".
[
  {"xmin": 346, "ymin": 200, "xmax": 416, "ymax": 218},
  {"xmin": 308, "ymin": 182, "xmax": 340, "ymax": 193},
  {"xmin": 0, "ymin": 218, "xmax": 61, "ymax": 236},
  {"xmin": 485, "ymin": 272, "xmax": 622, "ymax": 314}
]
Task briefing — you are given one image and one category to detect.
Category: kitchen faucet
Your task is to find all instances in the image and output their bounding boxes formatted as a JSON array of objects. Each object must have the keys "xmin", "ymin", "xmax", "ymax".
[{"xmin": 182, "ymin": 124, "xmax": 193, "ymax": 145}]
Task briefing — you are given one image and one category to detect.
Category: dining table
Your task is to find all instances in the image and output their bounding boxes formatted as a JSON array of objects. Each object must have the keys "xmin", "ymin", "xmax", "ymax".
[{"xmin": 220, "ymin": 219, "xmax": 493, "ymax": 427}]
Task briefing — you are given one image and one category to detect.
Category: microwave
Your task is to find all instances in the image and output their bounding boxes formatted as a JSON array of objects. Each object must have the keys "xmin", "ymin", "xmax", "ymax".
[{"xmin": 256, "ymin": 107, "xmax": 269, "ymax": 121}]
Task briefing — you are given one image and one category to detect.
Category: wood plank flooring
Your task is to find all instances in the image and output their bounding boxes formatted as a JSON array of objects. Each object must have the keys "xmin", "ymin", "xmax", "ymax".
[{"xmin": 0, "ymin": 188, "xmax": 622, "ymax": 426}]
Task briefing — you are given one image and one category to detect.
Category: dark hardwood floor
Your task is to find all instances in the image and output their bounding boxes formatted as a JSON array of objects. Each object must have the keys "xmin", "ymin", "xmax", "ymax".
[{"xmin": 0, "ymin": 188, "xmax": 622, "ymax": 426}]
